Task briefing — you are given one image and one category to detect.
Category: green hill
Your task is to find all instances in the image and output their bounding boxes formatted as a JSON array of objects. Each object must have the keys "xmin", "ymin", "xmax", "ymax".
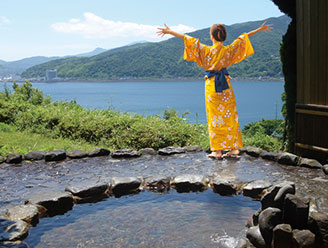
[{"xmin": 22, "ymin": 15, "xmax": 290, "ymax": 80}]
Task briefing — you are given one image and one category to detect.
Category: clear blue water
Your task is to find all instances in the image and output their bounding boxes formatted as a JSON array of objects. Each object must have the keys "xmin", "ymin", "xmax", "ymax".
[
  {"xmin": 0, "ymin": 80, "xmax": 284, "ymax": 128},
  {"xmin": 24, "ymin": 190, "xmax": 260, "ymax": 248}
]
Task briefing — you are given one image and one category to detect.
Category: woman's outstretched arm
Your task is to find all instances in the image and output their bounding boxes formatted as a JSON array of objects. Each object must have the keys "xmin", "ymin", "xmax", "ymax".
[
  {"xmin": 247, "ymin": 21, "xmax": 273, "ymax": 37},
  {"xmin": 157, "ymin": 24, "xmax": 184, "ymax": 39}
]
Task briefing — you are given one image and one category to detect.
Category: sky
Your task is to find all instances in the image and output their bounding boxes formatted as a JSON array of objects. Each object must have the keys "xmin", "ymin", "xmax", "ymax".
[{"xmin": 0, "ymin": 0, "xmax": 283, "ymax": 61}]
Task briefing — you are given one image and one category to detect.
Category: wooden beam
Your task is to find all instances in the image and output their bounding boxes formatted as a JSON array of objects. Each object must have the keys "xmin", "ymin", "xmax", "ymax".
[{"xmin": 295, "ymin": 142, "xmax": 328, "ymax": 153}]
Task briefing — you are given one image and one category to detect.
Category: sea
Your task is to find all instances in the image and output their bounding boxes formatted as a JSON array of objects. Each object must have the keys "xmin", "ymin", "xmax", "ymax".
[{"xmin": 0, "ymin": 80, "xmax": 284, "ymax": 128}]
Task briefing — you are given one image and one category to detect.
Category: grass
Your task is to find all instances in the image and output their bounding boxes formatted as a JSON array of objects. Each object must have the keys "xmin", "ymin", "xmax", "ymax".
[{"xmin": 0, "ymin": 126, "xmax": 100, "ymax": 157}]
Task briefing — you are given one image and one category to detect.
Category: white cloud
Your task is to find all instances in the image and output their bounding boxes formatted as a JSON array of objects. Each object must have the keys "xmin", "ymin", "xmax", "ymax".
[
  {"xmin": 0, "ymin": 16, "xmax": 11, "ymax": 28},
  {"xmin": 51, "ymin": 12, "xmax": 195, "ymax": 40}
]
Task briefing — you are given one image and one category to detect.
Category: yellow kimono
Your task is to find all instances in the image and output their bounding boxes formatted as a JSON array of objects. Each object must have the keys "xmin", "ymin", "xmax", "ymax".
[{"xmin": 184, "ymin": 33, "xmax": 254, "ymax": 151}]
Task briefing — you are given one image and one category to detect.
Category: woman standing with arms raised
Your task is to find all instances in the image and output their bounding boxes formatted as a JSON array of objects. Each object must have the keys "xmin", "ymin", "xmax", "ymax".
[{"xmin": 157, "ymin": 21, "xmax": 273, "ymax": 159}]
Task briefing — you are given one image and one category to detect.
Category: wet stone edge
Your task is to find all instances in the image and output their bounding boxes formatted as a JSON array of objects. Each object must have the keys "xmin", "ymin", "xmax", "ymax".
[{"xmin": 1, "ymin": 170, "xmax": 327, "ymax": 247}]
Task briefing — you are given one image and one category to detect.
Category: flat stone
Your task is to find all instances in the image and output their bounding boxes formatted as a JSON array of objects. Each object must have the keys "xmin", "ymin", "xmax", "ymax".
[
  {"xmin": 259, "ymin": 207, "xmax": 283, "ymax": 245},
  {"xmin": 261, "ymin": 181, "xmax": 295, "ymax": 210},
  {"xmin": 25, "ymin": 191, "xmax": 73, "ymax": 217},
  {"xmin": 246, "ymin": 225, "xmax": 266, "ymax": 248},
  {"xmin": 111, "ymin": 149, "xmax": 140, "ymax": 158},
  {"xmin": 182, "ymin": 145, "xmax": 203, "ymax": 152},
  {"xmin": 272, "ymin": 224, "xmax": 293, "ymax": 248},
  {"xmin": 144, "ymin": 176, "xmax": 170, "ymax": 192},
  {"xmin": 211, "ymin": 178, "xmax": 237, "ymax": 196},
  {"xmin": 260, "ymin": 151, "xmax": 280, "ymax": 162},
  {"xmin": 140, "ymin": 148, "xmax": 157, "ymax": 155},
  {"xmin": 0, "ymin": 218, "xmax": 29, "ymax": 242},
  {"xmin": 65, "ymin": 181, "xmax": 109, "ymax": 198},
  {"xmin": 298, "ymin": 158, "xmax": 322, "ymax": 169},
  {"xmin": 323, "ymin": 164, "xmax": 328, "ymax": 175},
  {"xmin": 88, "ymin": 148, "xmax": 110, "ymax": 157},
  {"xmin": 243, "ymin": 180, "xmax": 272, "ymax": 199},
  {"xmin": 158, "ymin": 146, "xmax": 186, "ymax": 156},
  {"xmin": 277, "ymin": 152, "xmax": 299, "ymax": 166},
  {"xmin": 5, "ymin": 205, "xmax": 39, "ymax": 226},
  {"xmin": 171, "ymin": 174, "xmax": 209, "ymax": 193},
  {"xmin": 111, "ymin": 177, "xmax": 142, "ymax": 196},
  {"xmin": 283, "ymin": 194, "xmax": 309, "ymax": 229},
  {"xmin": 24, "ymin": 151, "xmax": 45, "ymax": 161},
  {"xmin": 0, "ymin": 241, "xmax": 30, "ymax": 247},
  {"xmin": 292, "ymin": 229, "xmax": 315, "ymax": 248},
  {"xmin": 308, "ymin": 211, "xmax": 328, "ymax": 247},
  {"xmin": 66, "ymin": 149, "xmax": 88, "ymax": 159},
  {"xmin": 6, "ymin": 154, "xmax": 22, "ymax": 164},
  {"xmin": 245, "ymin": 147, "xmax": 264, "ymax": 157},
  {"xmin": 44, "ymin": 150, "xmax": 66, "ymax": 162}
]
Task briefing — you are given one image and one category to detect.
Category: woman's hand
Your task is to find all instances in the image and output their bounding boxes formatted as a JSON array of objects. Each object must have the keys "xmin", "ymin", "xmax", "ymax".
[
  {"xmin": 260, "ymin": 21, "xmax": 273, "ymax": 32},
  {"xmin": 247, "ymin": 21, "xmax": 273, "ymax": 37},
  {"xmin": 157, "ymin": 24, "xmax": 172, "ymax": 37},
  {"xmin": 157, "ymin": 24, "xmax": 184, "ymax": 39}
]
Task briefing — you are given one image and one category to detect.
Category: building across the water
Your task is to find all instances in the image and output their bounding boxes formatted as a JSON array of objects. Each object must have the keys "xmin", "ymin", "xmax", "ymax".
[{"xmin": 45, "ymin": 69, "xmax": 58, "ymax": 81}]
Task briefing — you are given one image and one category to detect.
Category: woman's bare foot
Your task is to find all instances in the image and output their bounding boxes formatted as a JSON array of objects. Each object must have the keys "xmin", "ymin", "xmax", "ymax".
[
  {"xmin": 208, "ymin": 150, "xmax": 223, "ymax": 159},
  {"xmin": 222, "ymin": 149, "xmax": 240, "ymax": 158}
]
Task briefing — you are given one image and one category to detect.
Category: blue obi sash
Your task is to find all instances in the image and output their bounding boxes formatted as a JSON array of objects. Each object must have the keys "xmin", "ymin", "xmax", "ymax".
[{"xmin": 205, "ymin": 68, "xmax": 229, "ymax": 93}]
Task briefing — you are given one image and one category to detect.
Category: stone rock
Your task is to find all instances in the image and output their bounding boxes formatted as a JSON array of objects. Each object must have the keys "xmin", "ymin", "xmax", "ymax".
[
  {"xmin": 67, "ymin": 149, "xmax": 88, "ymax": 159},
  {"xmin": 308, "ymin": 211, "xmax": 328, "ymax": 247},
  {"xmin": 298, "ymin": 158, "xmax": 322, "ymax": 169},
  {"xmin": 273, "ymin": 183, "xmax": 296, "ymax": 208},
  {"xmin": 171, "ymin": 174, "xmax": 209, "ymax": 193},
  {"xmin": 236, "ymin": 238, "xmax": 251, "ymax": 248},
  {"xmin": 24, "ymin": 151, "xmax": 45, "ymax": 161},
  {"xmin": 323, "ymin": 165, "xmax": 328, "ymax": 175},
  {"xmin": 111, "ymin": 149, "xmax": 140, "ymax": 158},
  {"xmin": 65, "ymin": 181, "xmax": 109, "ymax": 199},
  {"xmin": 111, "ymin": 177, "xmax": 142, "ymax": 196},
  {"xmin": 0, "ymin": 241, "xmax": 30, "ymax": 247},
  {"xmin": 245, "ymin": 147, "xmax": 264, "ymax": 157},
  {"xmin": 182, "ymin": 145, "xmax": 203, "ymax": 152},
  {"xmin": 0, "ymin": 156, "xmax": 5, "ymax": 164},
  {"xmin": 144, "ymin": 176, "xmax": 170, "ymax": 192},
  {"xmin": 259, "ymin": 207, "xmax": 282, "ymax": 245},
  {"xmin": 261, "ymin": 181, "xmax": 295, "ymax": 210},
  {"xmin": 277, "ymin": 152, "xmax": 299, "ymax": 166},
  {"xmin": 44, "ymin": 150, "xmax": 66, "ymax": 162},
  {"xmin": 140, "ymin": 148, "xmax": 157, "ymax": 155},
  {"xmin": 0, "ymin": 218, "xmax": 29, "ymax": 241},
  {"xmin": 260, "ymin": 151, "xmax": 280, "ymax": 162},
  {"xmin": 283, "ymin": 194, "xmax": 309, "ymax": 229},
  {"xmin": 6, "ymin": 154, "xmax": 22, "ymax": 164},
  {"xmin": 5, "ymin": 205, "xmax": 39, "ymax": 226},
  {"xmin": 25, "ymin": 191, "xmax": 73, "ymax": 217},
  {"xmin": 246, "ymin": 225, "xmax": 266, "ymax": 248},
  {"xmin": 272, "ymin": 224, "xmax": 293, "ymax": 248},
  {"xmin": 88, "ymin": 148, "xmax": 110, "ymax": 157},
  {"xmin": 292, "ymin": 229, "xmax": 315, "ymax": 248},
  {"xmin": 243, "ymin": 180, "xmax": 272, "ymax": 199},
  {"xmin": 211, "ymin": 178, "xmax": 237, "ymax": 196},
  {"xmin": 158, "ymin": 146, "xmax": 185, "ymax": 156},
  {"xmin": 239, "ymin": 147, "xmax": 247, "ymax": 154}
]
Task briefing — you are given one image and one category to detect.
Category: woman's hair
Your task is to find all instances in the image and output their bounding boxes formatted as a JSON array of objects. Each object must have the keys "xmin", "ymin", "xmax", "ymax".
[{"xmin": 210, "ymin": 24, "xmax": 227, "ymax": 42}]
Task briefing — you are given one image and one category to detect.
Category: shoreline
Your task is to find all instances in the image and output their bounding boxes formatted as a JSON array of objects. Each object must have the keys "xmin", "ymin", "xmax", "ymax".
[{"xmin": 0, "ymin": 77, "xmax": 284, "ymax": 83}]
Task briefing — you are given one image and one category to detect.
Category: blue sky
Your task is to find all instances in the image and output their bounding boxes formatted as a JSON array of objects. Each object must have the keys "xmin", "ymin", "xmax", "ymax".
[{"xmin": 0, "ymin": 0, "xmax": 283, "ymax": 61}]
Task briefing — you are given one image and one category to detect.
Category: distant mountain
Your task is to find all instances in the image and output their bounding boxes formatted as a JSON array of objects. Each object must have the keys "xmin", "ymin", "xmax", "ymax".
[
  {"xmin": 73, "ymin": 47, "xmax": 107, "ymax": 57},
  {"xmin": 0, "ymin": 48, "xmax": 107, "ymax": 77},
  {"xmin": 22, "ymin": 15, "xmax": 291, "ymax": 80}
]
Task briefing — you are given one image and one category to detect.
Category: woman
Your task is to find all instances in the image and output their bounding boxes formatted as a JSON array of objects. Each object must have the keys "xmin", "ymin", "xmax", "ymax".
[{"xmin": 157, "ymin": 21, "xmax": 273, "ymax": 159}]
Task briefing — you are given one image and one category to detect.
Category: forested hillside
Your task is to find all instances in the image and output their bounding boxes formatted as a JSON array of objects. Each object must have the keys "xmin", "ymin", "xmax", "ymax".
[{"xmin": 22, "ymin": 15, "xmax": 290, "ymax": 80}]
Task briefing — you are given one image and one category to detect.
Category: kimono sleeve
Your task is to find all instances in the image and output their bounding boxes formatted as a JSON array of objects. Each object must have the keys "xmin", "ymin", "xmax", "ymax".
[
  {"xmin": 226, "ymin": 33, "xmax": 254, "ymax": 66},
  {"xmin": 183, "ymin": 34, "xmax": 205, "ymax": 67}
]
